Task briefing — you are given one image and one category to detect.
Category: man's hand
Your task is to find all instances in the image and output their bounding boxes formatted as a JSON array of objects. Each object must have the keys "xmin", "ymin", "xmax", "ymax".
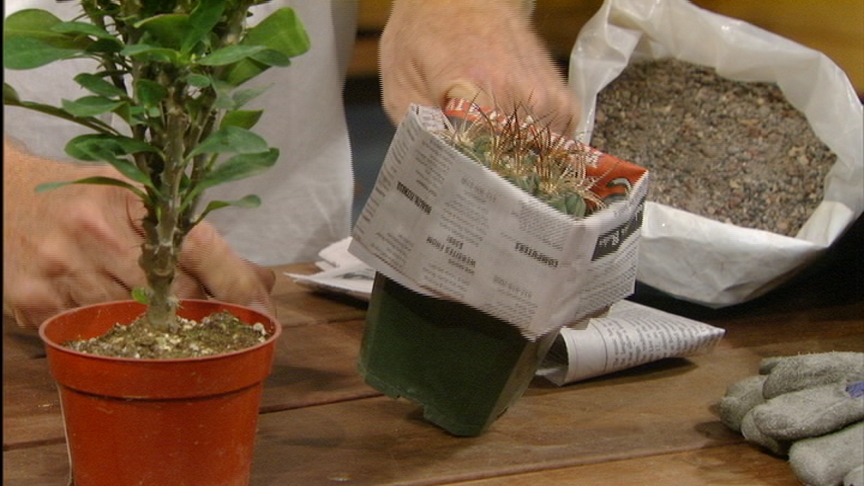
[
  {"xmin": 379, "ymin": 0, "xmax": 579, "ymax": 134},
  {"xmin": 3, "ymin": 141, "xmax": 275, "ymax": 328}
]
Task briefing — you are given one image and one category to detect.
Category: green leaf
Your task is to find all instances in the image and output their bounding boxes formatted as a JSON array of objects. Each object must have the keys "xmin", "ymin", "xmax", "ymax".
[
  {"xmin": 188, "ymin": 126, "xmax": 268, "ymax": 157},
  {"xmin": 3, "ymin": 9, "xmax": 91, "ymax": 69},
  {"xmin": 135, "ymin": 14, "xmax": 189, "ymax": 49},
  {"xmin": 134, "ymin": 79, "xmax": 168, "ymax": 108},
  {"xmin": 221, "ymin": 7, "xmax": 310, "ymax": 86},
  {"xmin": 62, "ymin": 96, "xmax": 125, "ymax": 117},
  {"xmin": 198, "ymin": 45, "xmax": 268, "ymax": 66},
  {"xmin": 182, "ymin": 0, "xmax": 224, "ymax": 53},
  {"xmin": 35, "ymin": 176, "xmax": 148, "ymax": 202},
  {"xmin": 183, "ymin": 149, "xmax": 277, "ymax": 212},
  {"xmin": 186, "ymin": 73, "xmax": 211, "ymax": 88},
  {"xmin": 220, "ymin": 110, "xmax": 263, "ymax": 130},
  {"xmin": 3, "ymin": 32, "xmax": 81, "ymax": 70},
  {"xmin": 196, "ymin": 194, "xmax": 262, "ymax": 221},
  {"xmin": 4, "ymin": 83, "xmax": 21, "ymax": 104},
  {"xmin": 52, "ymin": 21, "xmax": 120, "ymax": 43},
  {"xmin": 4, "ymin": 90, "xmax": 118, "ymax": 135},
  {"xmin": 211, "ymin": 80, "xmax": 269, "ymax": 110},
  {"xmin": 231, "ymin": 85, "xmax": 270, "ymax": 108},
  {"xmin": 217, "ymin": 194, "xmax": 261, "ymax": 208},
  {"xmin": 131, "ymin": 287, "xmax": 150, "ymax": 304},
  {"xmin": 197, "ymin": 148, "xmax": 278, "ymax": 191},
  {"xmin": 74, "ymin": 73, "xmax": 126, "ymax": 98},
  {"xmin": 66, "ymin": 133, "xmax": 157, "ymax": 159},
  {"xmin": 121, "ymin": 44, "xmax": 179, "ymax": 64},
  {"xmin": 214, "ymin": 81, "xmax": 271, "ymax": 110},
  {"xmin": 65, "ymin": 134, "xmax": 158, "ymax": 188},
  {"xmin": 86, "ymin": 38, "xmax": 124, "ymax": 55},
  {"xmin": 250, "ymin": 48, "xmax": 292, "ymax": 67},
  {"xmin": 243, "ymin": 8, "xmax": 310, "ymax": 59}
]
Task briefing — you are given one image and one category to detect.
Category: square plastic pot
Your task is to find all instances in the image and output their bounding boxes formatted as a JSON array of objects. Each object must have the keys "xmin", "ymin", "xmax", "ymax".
[{"xmin": 358, "ymin": 274, "xmax": 556, "ymax": 436}]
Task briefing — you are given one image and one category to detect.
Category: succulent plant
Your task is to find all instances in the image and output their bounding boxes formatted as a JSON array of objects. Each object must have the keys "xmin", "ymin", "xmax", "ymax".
[
  {"xmin": 3, "ymin": 0, "xmax": 309, "ymax": 331},
  {"xmin": 441, "ymin": 102, "xmax": 606, "ymax": 219}
]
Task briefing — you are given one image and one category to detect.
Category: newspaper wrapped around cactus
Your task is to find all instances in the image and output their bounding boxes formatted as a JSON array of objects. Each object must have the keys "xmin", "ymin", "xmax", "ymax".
[
  {"xmin": 349, "ymin": 99, "xmax": 648, "ymax": 436},
  {"xmin": 350, "ymin": 98, "xmax": 649, "ymax": 340}
]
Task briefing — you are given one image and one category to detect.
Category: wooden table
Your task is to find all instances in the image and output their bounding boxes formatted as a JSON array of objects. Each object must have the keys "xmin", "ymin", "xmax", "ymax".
[{"xmin": 4, "ymin": 228, "xmax": 862, "ymax": 485}]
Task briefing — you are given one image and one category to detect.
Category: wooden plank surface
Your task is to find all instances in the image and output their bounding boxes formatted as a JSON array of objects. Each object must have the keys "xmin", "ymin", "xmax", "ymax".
[
  {"xmin": 8, "ymin": 307, "xmax": 859, "ymax": 485},
  {"xmin": 458, "ymin": 444, "xmax": 799, "ymax": 486},
  {"xmin": 245, "ymin": 333, "xmax": 860, "ymax": 485},
  {"xmin": 2, "ymin": 441, "xmax": 800, "ymax": 486},
  {"xmin": 7, "ymin": 337, "xmax": 842, "ymax": 485},
  {"xmin": 270, "ymin": 262, "xmax": 367, "ymax": 327}
]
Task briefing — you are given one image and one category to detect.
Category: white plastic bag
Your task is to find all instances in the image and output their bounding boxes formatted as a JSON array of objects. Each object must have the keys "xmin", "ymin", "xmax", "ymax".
[{"xmin": 569, "ymin": 0, "xmax": 863, "ymax": 307}]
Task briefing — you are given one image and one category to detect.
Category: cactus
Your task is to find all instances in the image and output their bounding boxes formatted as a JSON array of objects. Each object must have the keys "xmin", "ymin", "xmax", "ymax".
[{"xmin": 441, "ymin": 101, "xmax": 606, "ymax": 219}]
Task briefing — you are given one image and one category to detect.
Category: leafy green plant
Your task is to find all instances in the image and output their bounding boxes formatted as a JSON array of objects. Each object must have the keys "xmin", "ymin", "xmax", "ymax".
[{"xmin": 3, "ymin": 0, "xmax": 309, "ymax": 331}]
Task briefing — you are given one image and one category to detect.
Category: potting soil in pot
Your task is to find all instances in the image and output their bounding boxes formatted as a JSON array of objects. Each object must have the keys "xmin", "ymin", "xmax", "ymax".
[
  {"xmin": 63, "ymin": 310, "xmax": 270, "ymax": 359},
  {"xmin": 590, "ymin": 58, "xmax": 837, "ymax": 237}
]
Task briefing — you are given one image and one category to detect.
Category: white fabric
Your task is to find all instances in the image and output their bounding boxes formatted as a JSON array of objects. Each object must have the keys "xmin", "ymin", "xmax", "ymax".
[{"xmin": 4, "ymin": 0, "xmax": 358, "ymax": 266}]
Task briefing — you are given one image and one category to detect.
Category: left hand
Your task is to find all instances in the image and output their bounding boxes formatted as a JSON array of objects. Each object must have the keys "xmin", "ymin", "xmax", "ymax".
[{"xmin": 379, "ymin": 0, "xmax": 580, "ymax": 134}]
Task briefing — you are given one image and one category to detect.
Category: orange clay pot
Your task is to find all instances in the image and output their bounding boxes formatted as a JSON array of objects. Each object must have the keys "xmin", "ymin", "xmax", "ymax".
[{"xmin": 38, "ymin": 299, "xmax": 281, "ymax": 486}]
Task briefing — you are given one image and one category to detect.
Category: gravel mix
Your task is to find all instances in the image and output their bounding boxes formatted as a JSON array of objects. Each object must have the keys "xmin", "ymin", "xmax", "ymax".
[{"xmin": 590, "ymin": 58, "xmax": 836, "ymax": 236}]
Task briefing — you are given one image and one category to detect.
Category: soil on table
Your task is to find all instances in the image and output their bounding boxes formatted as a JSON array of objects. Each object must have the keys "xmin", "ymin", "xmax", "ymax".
[
  {"xmin": 63, "ymin": 311, "xmax": 271, "ymax": 359},
  {"xmin": 589, "ymin": 58, "xmax": 837, "ymax": 237}
]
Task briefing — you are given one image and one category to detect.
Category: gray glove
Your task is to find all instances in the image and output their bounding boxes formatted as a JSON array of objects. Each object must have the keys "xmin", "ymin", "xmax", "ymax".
[{"xmin": 719, "ymin": 352, "xmax": 864, "ymax": 486}]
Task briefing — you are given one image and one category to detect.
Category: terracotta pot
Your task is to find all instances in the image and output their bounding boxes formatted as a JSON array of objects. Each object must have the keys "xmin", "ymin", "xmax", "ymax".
[
  {"xmin": 38, "ymin": 299, "xmax": 281, "ymax": 486},
  {"xmin": 358, "ymin": 274, "xmax": 557, "ymax": 437}
]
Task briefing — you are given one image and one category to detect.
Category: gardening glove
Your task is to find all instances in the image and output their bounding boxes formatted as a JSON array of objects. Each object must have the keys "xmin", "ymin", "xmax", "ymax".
[
  {"xmin": 759, "ymin": 352, "xmax": 864, "ymax": 399},
  {"xmin": 719, "ymin": 352, "xmax": 864, "ymax": 486},
  {"xmin": 789, "ymin": 420, "xmax": 863, "ymax": 486}
]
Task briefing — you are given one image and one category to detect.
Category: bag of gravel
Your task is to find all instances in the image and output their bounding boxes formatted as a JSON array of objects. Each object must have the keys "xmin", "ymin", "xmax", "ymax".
[{"xmin": 569, "ymin": 0, "xmax": 863, "ymax": 307}]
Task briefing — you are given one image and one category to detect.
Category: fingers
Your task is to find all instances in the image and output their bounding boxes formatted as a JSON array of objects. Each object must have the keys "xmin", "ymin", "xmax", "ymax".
[
  {"xmin": 379, "ymin": 0, "xmax": 580, "ymax": 136},
  {"xmin": 4, "ymin": 208, "xmax": 142, "ymax": 328},
  {"xmin": 252, "ymin": 264, "xmax": 277, "ymax": 294},
  {"xmin": 6, "ymin": 280, "xmax": 66, "ymax": 329},
  {"xmin": 4, "ymin": 147, "xmax": 277, "ymax": 329},
  {"xmin": 178, "ymin": 222, "xmax": 276, "ymax": 317}
]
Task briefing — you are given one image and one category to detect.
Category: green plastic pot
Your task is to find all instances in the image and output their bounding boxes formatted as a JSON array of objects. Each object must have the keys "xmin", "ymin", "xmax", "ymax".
[{"xmin": 358, "ymin": 273, "xmax": 557, "ymax": 436}]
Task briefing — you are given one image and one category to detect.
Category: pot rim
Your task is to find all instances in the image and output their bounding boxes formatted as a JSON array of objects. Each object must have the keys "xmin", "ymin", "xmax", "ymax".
[{"xmin": 38, "ymin": 298, "xmax": 282, "ymax": 364}]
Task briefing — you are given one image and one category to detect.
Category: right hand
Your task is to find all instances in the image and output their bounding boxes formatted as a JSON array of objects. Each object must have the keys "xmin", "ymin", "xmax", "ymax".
[
  {"xmin": 3, "ymin": 141, "xmax": 276, "ymax": 329},
  {"xmin": 379, "ymin": 0, "xmax": 580, "ymax": 134}
]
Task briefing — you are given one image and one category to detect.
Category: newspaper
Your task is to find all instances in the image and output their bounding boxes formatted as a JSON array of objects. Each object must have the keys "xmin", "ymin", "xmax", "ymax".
[
  {"xmin": 348, "ymin": 103, "xmax": 649, "ymax": 340},
  {"xmin": 538, "ymin": 300, "xmax": 725, "ymax": 385},
  {"xmin": 286, "ymin": 237, "xmax": 374, "ymax": 302}
]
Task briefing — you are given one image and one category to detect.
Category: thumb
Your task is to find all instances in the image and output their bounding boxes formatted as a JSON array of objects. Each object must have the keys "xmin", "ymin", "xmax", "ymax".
[{"xmin": 179, "ymin": 222, "xmax": 276, "ymax": 317}]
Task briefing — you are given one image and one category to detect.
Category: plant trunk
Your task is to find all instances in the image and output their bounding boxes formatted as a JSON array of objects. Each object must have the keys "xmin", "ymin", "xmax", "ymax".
[
  {"xmin": 140, "ymin": 73, "xmax": 190, "ymax": 332},
  {"xmin": 140, "ymin": 239, "xmax": 179, "ymax": 331}
]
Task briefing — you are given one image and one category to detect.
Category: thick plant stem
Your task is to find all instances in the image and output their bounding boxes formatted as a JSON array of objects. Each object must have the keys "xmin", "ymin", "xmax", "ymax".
[
  {"xmin": 141, "ymin": 73, "xmax": 191, "ymax": 331},
  {"xmin": 139, "ymin": 1, "xmax": 255, "ymax": 331}
]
